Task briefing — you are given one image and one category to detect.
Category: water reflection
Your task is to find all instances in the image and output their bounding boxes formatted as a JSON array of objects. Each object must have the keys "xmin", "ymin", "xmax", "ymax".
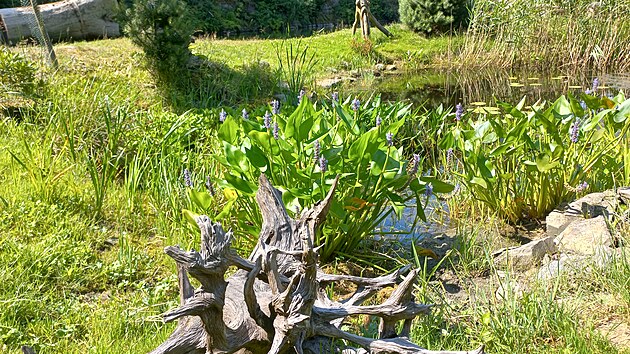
[
  {"xmin": 360, "ymin": 70, "xmax": 630, "ymax": 109},
  {"xmin": 375, "ymin": 195, "xmax": 450, "ymax": 244}
]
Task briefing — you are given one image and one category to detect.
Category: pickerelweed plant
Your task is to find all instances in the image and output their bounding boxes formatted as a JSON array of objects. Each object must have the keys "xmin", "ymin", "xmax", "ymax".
[
  {"xmin": 441, "ymin": 91, "xmax": 630, "ymax": 224},
  {"xmin": 188, "ymin": 95, "xmax": 453, "ymax": 261}
]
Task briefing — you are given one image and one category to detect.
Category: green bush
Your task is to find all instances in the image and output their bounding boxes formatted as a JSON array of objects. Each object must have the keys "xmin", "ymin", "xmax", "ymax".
[
  {"xmin": 120, "ymin": 0, "xmax": 196, "ymax": 85},
  {"xmin": 0, "ymin": 48, "xmax": 40, "ymax": 98},
  {"xmin": 399, "ymin": 0, "xmax": 469, "ymax": 34}
]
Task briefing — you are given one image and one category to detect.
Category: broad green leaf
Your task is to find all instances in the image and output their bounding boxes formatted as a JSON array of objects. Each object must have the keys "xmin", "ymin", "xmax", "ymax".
[
  {"xmin": 218, "ymin": 117, "xmax": 239, "ymax": 144},
  {"xmin": 214, "ymin": 199, "xmax": 235, "ymax": 220},
  {"xmin": 614, "ymin": 99, "xmax": 630, "ymax": 123},
  {"xmin": 348, "ymin": 128, "xmax": 379, "ymax": 162},
  {"xmin": 182, "ymin": 209, "xmax": 200, "ymax": 229},
  {"xmin": 248, "ymin": 131, "xmax": 281, "ymax": 155},
  {"xmin": 224, "ymin": 142, "xmax": 249, "ymax": 173},
  {"xmin": 335, "ymin": 104, "xmax": 360, "ymax": 135},
  {"xmin": 245, "ymin": 144, "xmax": 269, "ymax": 170},
  {"xmin": 225, "ymin": 173, "xmax": 257, "ymax": 195},
  {"xmin": 552, "ymin": 95, "xmax": 572, "ymax": 116},
  {"xmin": 535, "ymin": 154, "xmax": 559, "ymax": 172},
  {"xmin": 419, "ymin": 177, "xmax": 454, "ymax": 193},
  {"xmin": 470, "ymin": 177, "xmax": 488, "ymax": 189},
  {"xmin": 188, "ymin": 190, "xmax": 212, "ymax": 210}
]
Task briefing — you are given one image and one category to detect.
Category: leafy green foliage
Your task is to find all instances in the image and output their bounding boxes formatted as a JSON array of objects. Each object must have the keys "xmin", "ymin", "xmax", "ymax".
[
  {"xmin": 441, "ymin": 92, "xmax": 630, "ymax": 223},
  {"xmin": 204, "ymin": 96, "xmax": 451, "ymax": 261},
  {"xmin": 0, "ymin": 48, "xmax": 42, "ymax": 99},
  {"xmin": 184, "ymin": 0, "xmax": 399, "ymax": 35},
  {"xmin": 399, "ymin": 0, "xmax": 470, "ymax": 34}
]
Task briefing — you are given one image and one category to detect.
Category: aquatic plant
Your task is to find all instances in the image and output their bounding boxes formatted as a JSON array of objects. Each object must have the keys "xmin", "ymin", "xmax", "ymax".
[
  {"xmin": 205, "ymin": 96, "xmax": 451, "ymax": 261},
  {"xmin": 441, "ymin": 92, "xmax": 630, "ymax": 223}
]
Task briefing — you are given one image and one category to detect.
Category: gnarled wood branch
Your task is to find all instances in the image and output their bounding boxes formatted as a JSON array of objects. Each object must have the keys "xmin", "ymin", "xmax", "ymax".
[{"xmin": 150, "ymin": 174, "xmax": 483, "ymax": 354}]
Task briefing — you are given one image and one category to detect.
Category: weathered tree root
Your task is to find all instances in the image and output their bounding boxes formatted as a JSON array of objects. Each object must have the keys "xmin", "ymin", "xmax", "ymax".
[{"xmin": 150, "ymin": 174, "xmax": 483, "ymax": 354}]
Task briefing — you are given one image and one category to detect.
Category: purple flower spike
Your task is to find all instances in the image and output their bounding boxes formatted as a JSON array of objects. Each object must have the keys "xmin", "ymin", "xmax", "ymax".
[
  {"xmin": 271, "ymin": 100, "xmax": 280, "ymax": 115},
  {"xmin": 263, "ymin": 111, "xmax": 272, "ymax": 129},
  {"xmin": 332, "ymin": 91, "xmax": 339, "ymax": 103},
  {"xmin": 570, "ymin": 118, "xmax": 580, "ymax": 143},
  {"xmin": 576, "ymin": 181, "xmax": 589, "ymax": 192},
  {"xmin": 376, "ymin": 116, "xmax": 382, "ymax": 127},
  {"xmin": 219, "ymin": 109, "xmax": 227, "ymax": 122},
  {"xmin": 319, "ymin": 156, "xmax": 328, "ymax": 173},
  {"xmin": 183, "ymin": 169, "xmax": 193, "ymax": 188},
  {"xmin": 447, "ymin": 148, "xmax": 454, "ymax": 165},
  {"xmin": 273, "ymin": 121, "xmax": 279, "ymax": 140},
  {"xmin": 455, "ymin": 103, "xmax": 464, "ymax": 121},
  {"xmin": 242, "ymin": 108, "xmax": 249, "ymax": 120},
  {"xmin": 298, "ymin": 89, "xmax": 306, "ymax": 104},
  {"xmin": 352, "ymin": 98, "xmax": 360, "ymax": 112},
  {"xmin": 386, "ymin": 132, "xmax": 394, "ymax": 146},
  {"xmin": 425, "ymin": 182, "xmax": 433, "ymax": 197},
  {"xmin": 592, "ymin": 77, "xmax": 600, "ymax": 92},
  {"xmin": 313, "ymin": 140, "xmax": 321, "ymax": 162},
  {"xmin": 409, "ymin": 154, "xmax": 420, "ymax": 176}
]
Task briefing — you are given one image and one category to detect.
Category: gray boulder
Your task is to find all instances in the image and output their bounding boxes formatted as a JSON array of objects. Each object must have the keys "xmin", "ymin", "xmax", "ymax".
[
  {"xmin": 546, "ymin": 190, "xmax": 617, "ymax": 237},
  {"xmin": 537, "ymin": 254, "xmax": 589, "ymax": 280},
  {"xmin": 493, "ymin": 237, "xmax": 557, "ymax": 271},
  {"xmin": 554, "ymin": 215, "xmax": 613, "ymax": 255}
]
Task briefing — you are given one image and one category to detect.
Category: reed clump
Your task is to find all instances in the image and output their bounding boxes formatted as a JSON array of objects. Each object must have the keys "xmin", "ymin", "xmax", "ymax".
[{"xmin": 459, "ymin": 0, "xmax": 630, "ymax": 72}]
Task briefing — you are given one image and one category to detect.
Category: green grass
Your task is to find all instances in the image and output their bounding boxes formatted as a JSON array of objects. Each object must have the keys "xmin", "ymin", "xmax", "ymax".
[
  {"xmin": 1, "ymin": 24, "xmax": 629, "ymax": 353},
  {"xmin": 192, "ymin": 24, "xmax": 461, "ymax": 77}
]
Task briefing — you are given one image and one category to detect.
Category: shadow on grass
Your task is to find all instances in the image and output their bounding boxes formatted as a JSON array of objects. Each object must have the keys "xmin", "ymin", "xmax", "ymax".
[{"xmin": 156, "ymin": 54, "xmax": 280, "ymax": 112}]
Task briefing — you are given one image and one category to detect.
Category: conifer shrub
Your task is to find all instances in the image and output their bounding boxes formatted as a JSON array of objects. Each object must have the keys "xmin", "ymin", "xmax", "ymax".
[
  {"xmin": 399, "ymin": 0, "xmax": 469, "ymax": 34},
  {"xmin": 120, "ymin": 0, "xmax": 196, "ymax": 85}
]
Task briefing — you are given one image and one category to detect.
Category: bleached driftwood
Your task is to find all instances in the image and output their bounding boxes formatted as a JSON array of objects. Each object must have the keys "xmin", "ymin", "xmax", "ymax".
[
  {"xmin": 151, "ymin": 174, "xmax": 484, "ymax": 354},
  {"xmin": 0, "ymin": 0, "xmax": 119, "ymax": 45}
]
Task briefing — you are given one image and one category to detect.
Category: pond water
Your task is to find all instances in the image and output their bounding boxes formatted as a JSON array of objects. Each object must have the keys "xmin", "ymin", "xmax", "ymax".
[
  {"xmin": 374, "ymin": 196, "xmax": 450, "ymax": 244},
  {"xmin": 371, "ymin": 69, "xmax": 630, "ymax": 241},
  {"xmin": 358, "ymin": 70, "xmax": 630, "ymax": 110}
]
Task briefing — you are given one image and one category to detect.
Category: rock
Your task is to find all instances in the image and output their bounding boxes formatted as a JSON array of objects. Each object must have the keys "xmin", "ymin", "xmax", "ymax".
[
  {"xmin": 554, "ymin": 215, "xmax": 613, "ymax": 255},
  {"xmin": 375, "ymin": 63, "xmax": 385, "ymax": 71},
  {"xmin": 546, "ymin": 190, "xmax": 618, "ymax": 237},
  {"xmin": 618, "ymin": 187, "xmax": 630, "ymax": 205},
  {"xmin": 493, "ymin": 237, "xmax": 557, "ymax": 271},
  {"xmin": 495, "ymin": 278, "xmax": 524, "ymax": 300},
  {"xmin": 546, "ymin": 210, "xmax": 580, "ymax": 238},
  {"xmin": 537, "ymin": 254, "xmax": 589, "ymax": 280},
  {"xmin": 566, "ymin": 190, "xmax": 617, "ymax": 218},
  {"xmin": 385, "ymin": 64, "xmax": 397, "ymax": 71},
  {"xmin": 317, "ymin": 77, "xmax": 346, "ymax": 89}
]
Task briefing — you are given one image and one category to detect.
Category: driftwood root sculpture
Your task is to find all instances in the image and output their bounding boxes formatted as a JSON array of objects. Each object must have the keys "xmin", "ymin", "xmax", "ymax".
[
  {"xmin": 352, "ymin": 0, "xmax": 392, "ymax": 39},
  {"xmin": 151, "ymin": 174, "xmax": 484, "ymax": 354}
]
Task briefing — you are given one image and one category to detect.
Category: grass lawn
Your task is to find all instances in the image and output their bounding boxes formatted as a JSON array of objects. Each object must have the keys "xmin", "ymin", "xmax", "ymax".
[{"xmin": 1, "ymin": 24, "xmax": 629, "ymax": 353}]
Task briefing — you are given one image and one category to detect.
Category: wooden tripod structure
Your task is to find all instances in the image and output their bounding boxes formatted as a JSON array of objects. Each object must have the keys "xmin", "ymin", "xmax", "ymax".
[{"xmin": 352, "ymin": 0, "xmax": 392, "ymax": 39}]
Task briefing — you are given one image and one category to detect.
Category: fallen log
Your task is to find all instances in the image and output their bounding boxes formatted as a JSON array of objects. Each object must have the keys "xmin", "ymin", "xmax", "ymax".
[
  {"xmin": 151, "ymin": 174, "xmax": 484, "ymax": 354},
  {"xmin": 0, "ymin": 0, "xmax": 120, "ymax": 45}
]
